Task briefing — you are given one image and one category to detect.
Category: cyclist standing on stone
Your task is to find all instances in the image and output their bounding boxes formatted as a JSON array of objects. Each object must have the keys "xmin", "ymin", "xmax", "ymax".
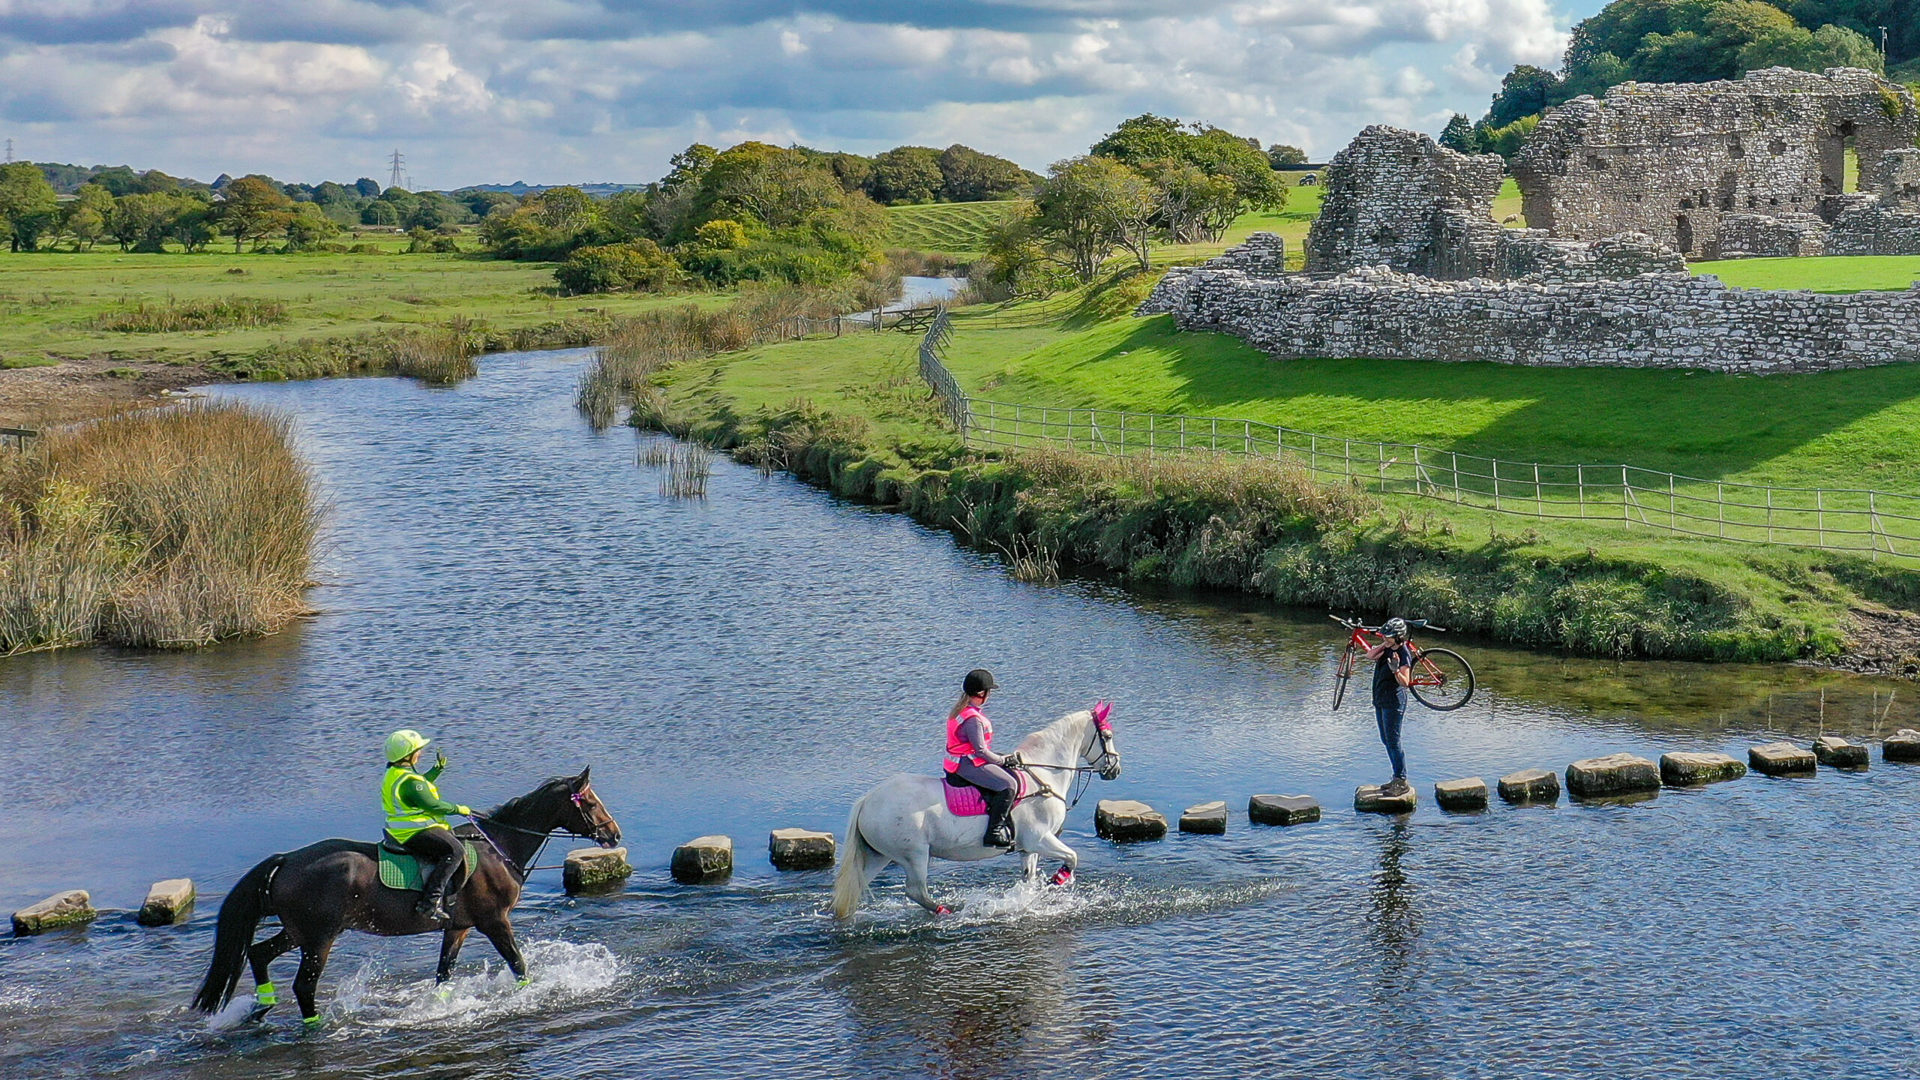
[{"xmin": 1367, "ymin": 617, "xmax": 1415, "ymax": 796}]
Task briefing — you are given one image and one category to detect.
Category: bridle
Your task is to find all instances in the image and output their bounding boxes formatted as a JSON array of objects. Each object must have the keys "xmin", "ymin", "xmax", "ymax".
[
  {"xmin": 468, "ymin": 784, "xmax": 615, "ymax": 880},
  {"xmin": 1013, "ymin": 720, "xmax": 1120, "ymax": 811}
]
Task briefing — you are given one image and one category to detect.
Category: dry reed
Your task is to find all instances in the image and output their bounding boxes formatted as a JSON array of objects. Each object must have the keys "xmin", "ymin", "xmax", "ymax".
[
  {"xmin": 94, "ymin": 297, "xmax": 289, "ymax": 333},
  {"xmin": 0, "ymin": 401, "xmax": 321, "ymax": 653},
  {"xmin": 660, "ymin": 443, "xmax": 714, "ymax": 499}
]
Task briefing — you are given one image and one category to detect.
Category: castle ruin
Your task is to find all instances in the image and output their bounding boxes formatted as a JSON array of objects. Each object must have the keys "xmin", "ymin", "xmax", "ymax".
[{"xmin": 1514, "ymin": 67, "xmax": 1920, "ymax": 258}]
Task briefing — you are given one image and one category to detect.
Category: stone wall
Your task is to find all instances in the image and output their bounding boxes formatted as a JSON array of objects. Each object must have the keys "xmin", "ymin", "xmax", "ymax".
[
  {"xmin": 1514, "ymin": 68, "xmax": 1920, "ymax": 257},
  {"xmin": 1139, "ymin": 264, "xmax": 1920, "ymax": 374},
  {"xmin": 1715, "ymin": 212, "xmax": 1830, "ymax": 258},
  {"xmin": 1828, "ymin": 203, "xmax": 1920, "ymax": 256}
]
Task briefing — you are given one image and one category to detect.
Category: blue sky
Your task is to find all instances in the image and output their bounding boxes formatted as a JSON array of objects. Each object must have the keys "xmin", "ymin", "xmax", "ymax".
[{"xmin": 0, "ymin": 1, "xmax": 1610, "ymax": 187}]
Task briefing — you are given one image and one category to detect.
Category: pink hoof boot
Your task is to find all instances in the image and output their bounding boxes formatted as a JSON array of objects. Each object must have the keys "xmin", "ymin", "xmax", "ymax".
[
  {"xmin": 1050, "ymin": 866, "xmax": 1074, "ymax": 887},
  {"xmin": 934, "ymin": 905, "xmax": 952, "ymax": 916}
]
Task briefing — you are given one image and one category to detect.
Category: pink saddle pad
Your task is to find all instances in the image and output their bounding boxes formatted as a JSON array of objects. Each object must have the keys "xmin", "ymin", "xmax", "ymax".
[{"xmin": 943, "ymin": 775, "xmax": 1026, "ymax": 816}]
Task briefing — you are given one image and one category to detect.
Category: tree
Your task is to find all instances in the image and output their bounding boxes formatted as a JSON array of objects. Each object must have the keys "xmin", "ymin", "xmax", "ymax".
[
  {"xmin": 869, "ymin": 146, "xmax": 944, "ymax": 204},
  {"xmin": 108, "ymin": 192, "xmax": 184, "ymax": 252},
  {"xmin": 1141, "ymin": 159, "xmax": 1240, "ymax": 244},
  {"xmin": 1439, "ymin": 115, "xmax": 1477, "ymax": 153},
  {"xmin": 170, "ymin": 200, "xmax": 215, "ymax": 252},
  {"xmin": 0, "ymin": 163, "xmax": 59, "ymax": 252},
  {"xmin": 661, "ymin": 144, "xmax": 716, "ymax": 192},
  {"xmin": 936, "ymin": 144, "xmax": 1035, "ymax": 201},
  {"xmin": 1093, "ymin": 115, "xmax": 1286, "ymax": 239},
  {"xmin": 353, "ymin": 177, "xmax": 382, "ymax": 198},
  {"xmin": 694, "ymin": 142, "xmax": 847, "ymax": 230},
  {"xmin": 217, "ymin": 176, "xmax": 296, "ymax": 252},
  {"xmin": 59, "ymin": 183, "xmax": 114, "ymax": 250},
  {"xmin": 1740, "ymin": 21, "xmax": 1883, "ymax": 72},
  {"xmin": 1029, "ymin": 156, "xmax": 1157, "ymax": 280},
  {"xmin": 283, "ymin": 204, "xmax": 341, "ymax": 250},
  {"xmin": 1267, "ymin": 143, "xmax": 1309, "ymax": 167}
]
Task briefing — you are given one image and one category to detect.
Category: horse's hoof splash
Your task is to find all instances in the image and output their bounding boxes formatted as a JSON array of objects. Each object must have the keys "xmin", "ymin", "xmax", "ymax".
[{"xmin": 1050, "ymin": 866, "xmax": 1074, "ymax": 887}]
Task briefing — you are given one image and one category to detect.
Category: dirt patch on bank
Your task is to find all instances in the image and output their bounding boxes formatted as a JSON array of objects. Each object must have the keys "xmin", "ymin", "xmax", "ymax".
[
  {"xmin": 0, "ymin": 356, "xmax": 233, "ymax": 426},
  {"xmin": 1829, "ymin": 604, "xmax": 1920, "ymax": 679}
]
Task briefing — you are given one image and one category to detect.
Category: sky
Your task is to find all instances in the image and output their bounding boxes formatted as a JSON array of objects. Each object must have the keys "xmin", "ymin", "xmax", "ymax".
[{"xmin": 0, "ymin": 0, "xmax": 1610, "ymax": 189}]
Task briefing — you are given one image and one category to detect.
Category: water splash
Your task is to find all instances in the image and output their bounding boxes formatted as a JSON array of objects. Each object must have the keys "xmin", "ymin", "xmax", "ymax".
[
  {"xmin": 335, "ymin": 940, "xmax": 622, "ymax": 1031},
  {"xmin": 841, "ymin": 873, "xmax": 1297, "ymax": 938}
]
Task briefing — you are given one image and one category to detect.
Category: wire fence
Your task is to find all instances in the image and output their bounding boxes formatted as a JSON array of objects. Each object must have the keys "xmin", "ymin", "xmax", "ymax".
[{"xmin": 915, "ymin": 319, "xmax": 1920, "ymax": 560}]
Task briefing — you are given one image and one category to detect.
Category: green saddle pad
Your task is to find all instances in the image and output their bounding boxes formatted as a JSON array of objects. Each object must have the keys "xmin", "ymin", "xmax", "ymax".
[{"xmin": 378, "ymin": 840, "xmax": 479, "ymax": 891}]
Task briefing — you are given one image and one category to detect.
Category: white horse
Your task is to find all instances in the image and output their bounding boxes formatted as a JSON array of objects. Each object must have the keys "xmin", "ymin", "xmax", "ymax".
[{"xmin": 831, "ymin": 704, "xmax": 1121, "ymax": 919}]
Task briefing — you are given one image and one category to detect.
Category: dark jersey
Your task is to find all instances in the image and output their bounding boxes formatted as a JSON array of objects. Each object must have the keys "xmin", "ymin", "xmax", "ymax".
[{"xmin": 1373, "ymin": 642, "xmax": 1413, "ymax": 711}]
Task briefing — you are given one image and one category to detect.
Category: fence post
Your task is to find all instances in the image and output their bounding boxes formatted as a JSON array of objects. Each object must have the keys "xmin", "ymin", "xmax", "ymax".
[
  {"xmin": 1623, "ymin": 466, "xmax": 1630, "ymax": 525},
  {"xmin": 1148, "ymin": 414, "xmax": 1156, "ymax": 458},
  {"xmin": 1243, "ymin": 420, "xmax": 1251, "ymax": 457},
  {"xmin": 1533, "ymin": 462, "xmax": 1543, "ymax": 517},
  {"xmin": 1211, "ymin": 417, "xmax": 1219, "ymax": 453},
  {"xmin": 1121, "ymin": 412, "xmax": 1128, "ymax": 457},
  {"xmin": 1493, "ymin": 460, "xmax": 1501, "ymax": 513},
  {"xmin": 1179, "ymin": 416, "xmax": 1187, "ymax": 452},
  {"xmin": 1717, "ymin": 481, "xmax": 1725, "ymax": 539},
  {"xmin": 1668, "ymin": 473, "xmax": 1676, "ymax": 533},
  {"xmin": 1817, "ymin": 489, "xmax": 1825, "ymax": 548},
  {"xmin": 1577, "ymin": 464, "xmax": 1586, "ymax": 518},
  {"xmin": 1766, "ymin": 488, "xmax": 1773, "ymax": 544}
]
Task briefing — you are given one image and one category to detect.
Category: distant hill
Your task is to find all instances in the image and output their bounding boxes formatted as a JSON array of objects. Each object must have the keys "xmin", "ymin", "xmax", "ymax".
[{"xmin": 455, "ymin": 182, "xmax": 650, "ymax": 197}]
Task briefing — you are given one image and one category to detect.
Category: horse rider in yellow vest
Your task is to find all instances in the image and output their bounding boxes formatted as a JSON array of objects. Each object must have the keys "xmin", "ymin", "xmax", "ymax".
[{"xmin": 382, "ymin": 730, "xmax": 473, "ymax": 921}]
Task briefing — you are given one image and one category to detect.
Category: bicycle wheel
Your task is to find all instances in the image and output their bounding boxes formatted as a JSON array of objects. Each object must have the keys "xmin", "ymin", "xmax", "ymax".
[
  {"xmin": 1409, "ymin": 647, "xmax": 1474, "ymax": 711},
  {"xmin": 1332, "ymin": 645, "xmax": 1357, "ymax": 710}
]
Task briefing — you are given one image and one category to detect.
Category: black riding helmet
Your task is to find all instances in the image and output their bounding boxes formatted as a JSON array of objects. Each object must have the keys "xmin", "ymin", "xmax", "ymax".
[{"xmin": 964, "ymin": 668, "xmax": 999, "ymax": 695}]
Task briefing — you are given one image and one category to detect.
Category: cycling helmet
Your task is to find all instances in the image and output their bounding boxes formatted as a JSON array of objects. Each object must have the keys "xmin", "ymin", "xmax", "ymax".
[
  {"xmin": 1381, "ymin": 618, "xmax": 1409, "ymax": 641},
  {"xmin": 963, "ymin": 668, "xmax": 1000, "ymax": 695}
]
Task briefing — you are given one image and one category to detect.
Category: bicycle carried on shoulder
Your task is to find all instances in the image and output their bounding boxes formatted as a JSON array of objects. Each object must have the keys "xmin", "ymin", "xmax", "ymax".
[{"xmin": 1330, "ymin": 615, "xmax": 1475, "ymax": 712}]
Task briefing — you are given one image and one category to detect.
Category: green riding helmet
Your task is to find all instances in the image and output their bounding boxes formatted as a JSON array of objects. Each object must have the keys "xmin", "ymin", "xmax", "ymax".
[{"xmin": 385, "ymin": 729, "xmax": 430, "ymax": 765}]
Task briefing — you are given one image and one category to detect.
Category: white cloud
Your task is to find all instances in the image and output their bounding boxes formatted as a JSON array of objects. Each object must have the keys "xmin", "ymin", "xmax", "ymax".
[{"xmin": 0, "ymin": 1, "xmax": 1577, "ymax": 184}]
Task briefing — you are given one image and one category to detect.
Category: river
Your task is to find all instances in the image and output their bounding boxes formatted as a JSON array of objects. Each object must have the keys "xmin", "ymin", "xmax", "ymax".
[{"xmin": 3, "ymin": 343, "xmax": 1918, "ymax": 1079}]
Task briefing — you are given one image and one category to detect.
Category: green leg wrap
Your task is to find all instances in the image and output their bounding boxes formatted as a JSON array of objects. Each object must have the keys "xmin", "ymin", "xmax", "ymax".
[
  {"xmin": 302, "ymin": 1015, "xmax": 323, "ymax": 1027},
  {"xmin": 517, "ymin": 977, "xmax": 532, "ymax": 988},
  {"xmin": 254, "ymin": 982, "xmax": 277, "ymax": 1007}
]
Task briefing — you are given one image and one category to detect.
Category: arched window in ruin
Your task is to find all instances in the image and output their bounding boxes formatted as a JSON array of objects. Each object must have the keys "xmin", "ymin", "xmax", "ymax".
[{"xmin": 1820, "ymin": 121, "xmax": 1858, "ymax": 196}]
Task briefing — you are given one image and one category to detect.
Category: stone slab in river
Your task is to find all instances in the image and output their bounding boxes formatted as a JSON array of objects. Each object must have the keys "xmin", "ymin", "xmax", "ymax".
[
  {"xmin": 1434, "ymin": 778, "xmax": 1489, "ymax": 812},
  {"xmin": 1813, "ymin": 736, "xmax": 1870, "ymax": 770},
  {"xmin": 564, "ymin": 846, "xmax": 633, "ymax": 894},
  {"xmin": 670, "ymin": 836, "xmax": 733, "ymax": 884},
  {"xmin": 1497, "ymin": 769, "xmax": 1561, "ymax": 805},
  {"xmin": 1179, "ymin": 801, "xmax": 1228, "ymax": 835},
  {"xmin": 1750, "ymin": 741, "xmax": 1817, "ymax": 776},
  {"xmin": 12, "ymin": 890, "xmax": 95, "ymax": 936},
  {"xmin": 1354, "ymin": 785, "xmax": 1417, "ymax": 814},
  {"xmin": 136, "ymin": 879, "xmax": 196, "ymax": 926},
  {"xmin": 768, "ymin": 828, "xmax": 837, "ymax": 870},
  {"xmin": 1566, "ymin": 754, "xmax": 1661, "ymax": 799},
  {"xmin": 1095, "ymin": 799, "xmax": 1168, "ymax": 842},
  {"xmin": 1885, "ymin": 729, "xmax": 1920, "ymax": 763},
  {"xmin": 1247, "ymin": 794, "xmax": 1321, "ymax": 826},
  {"xmin": 1659, "ymin": 752, "xmax": 1748, "ymax": 787}
]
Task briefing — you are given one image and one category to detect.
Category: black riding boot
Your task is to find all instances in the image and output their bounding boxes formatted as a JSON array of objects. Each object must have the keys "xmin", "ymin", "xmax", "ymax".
[
  {"xmin": 416, "ymin": 857, "xmax": 457, "ymax": 921},
  {"xmin": 982, "ymin": 788, "xmax": 1016, "ymax": 848}
]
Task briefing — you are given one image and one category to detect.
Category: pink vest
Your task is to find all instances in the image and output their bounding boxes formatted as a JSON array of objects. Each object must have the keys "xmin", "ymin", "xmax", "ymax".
[{"xmin": 944, "ymin": 706, "xmax": 990, "ymax": 772}]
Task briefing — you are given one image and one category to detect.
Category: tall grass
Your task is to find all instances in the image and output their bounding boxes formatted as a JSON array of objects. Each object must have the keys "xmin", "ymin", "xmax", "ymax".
[
  {"xmin": 390, "ymin": 316, "xmax": 480, "ymax": 386},
  {"xmin": 575, "ymin": 281, "xmax": 901, "ymax": 430},
  {"xmin": 94, "ymin": 297, "xmax": 289, "ymax": 333},
  {"xmin": 660, "ymin": 443, "xmax": 714, "ymax": 499},
  {"xmin": 0, "ymin": 402, "xmax": 321, "ymax": 652}
]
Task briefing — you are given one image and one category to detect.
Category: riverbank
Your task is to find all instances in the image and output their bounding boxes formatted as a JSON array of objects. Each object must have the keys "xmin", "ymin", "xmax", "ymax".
[{"xmin": 640, "ymin": 292, "xmax": 1920, "ymax": 669}]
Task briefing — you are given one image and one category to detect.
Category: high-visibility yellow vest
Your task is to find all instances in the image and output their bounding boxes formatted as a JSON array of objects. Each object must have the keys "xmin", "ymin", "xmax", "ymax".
[{"xmin": 382, "ymin": 766, "xmax": 447, "ymax": 842}]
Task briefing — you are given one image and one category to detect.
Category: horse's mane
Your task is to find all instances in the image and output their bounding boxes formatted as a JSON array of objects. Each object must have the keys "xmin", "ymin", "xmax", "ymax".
[
  {"xmin": 1016, "ymin": 709, "xmax": 1092, "ymax": 755},
  {"xmin": 486, "ymin": 776, "xmax": 571, "ymax": 824}
]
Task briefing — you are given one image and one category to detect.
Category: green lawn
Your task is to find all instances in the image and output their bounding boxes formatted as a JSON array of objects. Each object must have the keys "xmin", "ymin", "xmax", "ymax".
[
  {"xmin": 0, "ymin": 249, "xmax": 720, "ymax": 368},
  {"xmin": 885, "ymin": 201, "xmax": 1018, "ymax": 258},
  {"xmin": 1693, "ymin": 255, "xmax": 1920, "ymax": 292}
]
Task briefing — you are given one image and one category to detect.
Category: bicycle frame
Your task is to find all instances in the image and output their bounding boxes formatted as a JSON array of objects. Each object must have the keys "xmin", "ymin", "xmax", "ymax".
[{"xmin": 1336, "ymin": 622, "xmax": 1449, "ymax": 692}]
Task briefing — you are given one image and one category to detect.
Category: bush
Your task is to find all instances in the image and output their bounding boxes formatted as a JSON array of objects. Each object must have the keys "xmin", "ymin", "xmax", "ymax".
[{"xmin": 554, "ymin": 239, "xmax": 683, "ymax": 295}]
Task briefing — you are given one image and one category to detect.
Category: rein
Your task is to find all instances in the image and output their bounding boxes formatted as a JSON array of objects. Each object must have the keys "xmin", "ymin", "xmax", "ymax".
[
  {"xmin": 1014, "ymin": 727, "xmax": 1116, "ymax": 810},
  {"xmin": 468, "ymin": 789, "xmax": 610, "ymax": 879}
]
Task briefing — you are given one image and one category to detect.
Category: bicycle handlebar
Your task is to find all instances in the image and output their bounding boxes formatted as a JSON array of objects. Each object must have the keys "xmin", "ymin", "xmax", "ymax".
[{"xmin": 1331, "ymin": 614, "xmax": 1448, "ymax": 633}]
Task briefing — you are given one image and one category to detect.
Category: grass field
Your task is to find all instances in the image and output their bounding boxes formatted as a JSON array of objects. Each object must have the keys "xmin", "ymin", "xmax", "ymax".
[
  {"xmin": 0, "ymin": 250, "xmax": 718, "ymax": 368},
  {"xmin": 1693, "ymin": 255, "xmax": 1920, "ymax": 292},
  {"xmin": 885, "ymin": 201, "xmax": 1019, "ymax": 258}
]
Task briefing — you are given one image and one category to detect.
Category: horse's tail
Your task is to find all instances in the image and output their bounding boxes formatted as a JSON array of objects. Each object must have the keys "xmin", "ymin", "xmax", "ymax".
[
  {"xmin": 831, "ymin": 792, "xmax": 879, "ymax": 921},
  {"xmin": 192, "ymin": 853, "xmax": 283, "ymax": 1014}
]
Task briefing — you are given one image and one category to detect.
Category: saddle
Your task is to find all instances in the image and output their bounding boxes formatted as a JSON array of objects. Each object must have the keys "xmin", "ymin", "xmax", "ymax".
[
  {"xmin": 942, "ymin": 771, "xmax": 1030, "ymax": 817},
  {"xmin": 376, "ymin": 836, "xmax": 480, "ymax": 892}
]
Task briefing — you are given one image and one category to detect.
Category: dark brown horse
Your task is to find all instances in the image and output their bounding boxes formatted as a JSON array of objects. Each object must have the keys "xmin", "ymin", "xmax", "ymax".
[{"xmin": 192, "ymin": 768, "xmax": 620, "ymax": 1024}]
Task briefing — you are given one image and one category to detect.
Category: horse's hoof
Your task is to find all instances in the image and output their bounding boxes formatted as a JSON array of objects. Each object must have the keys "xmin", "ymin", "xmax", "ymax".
[
  {"xmin": 242, "ymin": 1003, "xmax": 274, "ymax": 1024},
  {"xmin": 516, "ymin": 977, "xmax": 532, "ymax": 988},
  {"xmin": 301, "ymin": 1015, "xmax": 324, "ymax": 1029},
  {"xmin": 934, "ymin": 905, "xmax": 952, "ymax": 916},
  {"xmin": 1050, "ymin": 867, "xmax": 1074, "ymax": 887}
]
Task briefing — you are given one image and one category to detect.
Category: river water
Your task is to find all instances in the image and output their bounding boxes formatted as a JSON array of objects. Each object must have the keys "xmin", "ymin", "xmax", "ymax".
[{"xmin": 4, "ymin": 345, "xmax": 1920, "ymax": 1079}]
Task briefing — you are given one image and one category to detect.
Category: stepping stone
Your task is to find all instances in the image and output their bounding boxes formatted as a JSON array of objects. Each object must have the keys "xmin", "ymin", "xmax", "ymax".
[
  {"xmin": 12, "ymin": 890, "xmax": 95, "ymax": 937},
  {"xmin": 1247, "ymin": 794, "xmax": 1321, "ymax": 826},
  {"xmin": 1659, "ymin": 752, "xmax": 1748, "ymax": 787},
  {"xmin": 1885, "ymin": 729, "xmax": 1920, "ymax": 763},
  {"xmin": 1750, "ymin": 741, "xmax": 1817, "ymax": 776},
  {"xmin": 1566, "ymin": 754, "xmax": 1661, "ymax": 799},
  {"xmin": 670, "ymin": 836, "xmax": 734, "ymax": 884},
  {"xmin": 564, "ymin": 846, "xmax": 632, "ymax": 894},
  {"xmin": 768, "ymin": 828, "xmax": 837, "ymax": 870},
  {"xmin": 137, "ymin": 879, "xmax": 196, "ymax": 926},
  {"xmin": 1354, "ymin": 784, "xmax": 1417, "ymax": 815},
  {"xmin": 1812, "ymin": 736, "xmax": 1870, "ymax": 770},
  {"xmin": 1434, "ymin": 778, "xmax": 1489, "ymax": 812},
  {"xmin": 1497, "ymin": 768, "xmax": 1562, "ymax": 805},
  {"xmin": 1178, "ymin": 801, "xmax": 1228, "ymax": 835},
  {"xmin": 1095, "ymin": 800, "xmax": 1168, "ymax": 842}
]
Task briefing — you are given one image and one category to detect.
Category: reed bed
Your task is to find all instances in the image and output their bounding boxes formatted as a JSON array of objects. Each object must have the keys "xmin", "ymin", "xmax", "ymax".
[
  {"xmin": 660, "ymin": 443, "xmax": 714, "ymax": 499},
  {"xmin": 0, "ymin": 401, "xmax": 321, "ymax": 653},
  {"xmin": 575, "ymin": 281, "xmax": 900, "ymax": 430},
  {"xmin": 389, "ymin": 317, "xmax": 480, "ymax": 386},
  {"xmin": 94, "ymin": 297, "xmax": 289, "ymax": 333},
  {"xmin": 637, "ymin": 440, "xmax": 673, "ymax": 467}
]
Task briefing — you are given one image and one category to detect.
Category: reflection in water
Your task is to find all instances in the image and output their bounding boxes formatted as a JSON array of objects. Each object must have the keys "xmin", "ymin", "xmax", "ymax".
[{"xmin": 6, "ymin": 351, "xmax": 1920, "ymax": 1079}]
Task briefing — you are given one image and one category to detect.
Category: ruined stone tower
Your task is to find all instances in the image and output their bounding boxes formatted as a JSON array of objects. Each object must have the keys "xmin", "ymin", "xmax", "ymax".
[{"xmin": 1513, "ymin": 67, "xmax": 1920, "ymax": 258}]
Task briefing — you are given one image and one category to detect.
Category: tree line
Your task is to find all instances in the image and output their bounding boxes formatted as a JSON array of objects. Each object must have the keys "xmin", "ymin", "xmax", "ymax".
[{"xmin": 1445, "ymin": 0, "xmax": 1914, "ymax": 160}]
